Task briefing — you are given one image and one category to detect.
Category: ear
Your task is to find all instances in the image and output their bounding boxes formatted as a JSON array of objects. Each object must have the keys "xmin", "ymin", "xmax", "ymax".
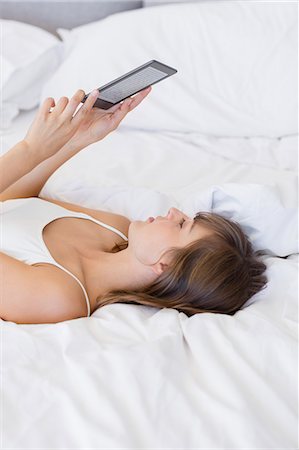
[{"xmin": 151, "ymin": 261, "xmax": 168, "ymax": 276}]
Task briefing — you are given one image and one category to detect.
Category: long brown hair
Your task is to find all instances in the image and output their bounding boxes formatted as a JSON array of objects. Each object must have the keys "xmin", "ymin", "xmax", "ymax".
[{"xmin": 96, "ymin": 212, "xmax": 268, "ymax": 316}]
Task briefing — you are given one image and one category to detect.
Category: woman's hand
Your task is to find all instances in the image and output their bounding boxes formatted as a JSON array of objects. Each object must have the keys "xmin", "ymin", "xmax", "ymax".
[
  {"xmin": 24, "ymin": 86, "xmax": 151, "ymax": 162},
  {"xmin": 64, "ymin": 86, "xmax": 152, "ymax": 150},
  {"xmin": 23, "ymin": 89, "xmax": 101, "ymax": 162}
]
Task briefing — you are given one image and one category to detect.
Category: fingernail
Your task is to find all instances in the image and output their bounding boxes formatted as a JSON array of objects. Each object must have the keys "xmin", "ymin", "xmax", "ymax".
[{"xmin": 91, "ymin": 89, "xmax": 98, "ymax": 97}]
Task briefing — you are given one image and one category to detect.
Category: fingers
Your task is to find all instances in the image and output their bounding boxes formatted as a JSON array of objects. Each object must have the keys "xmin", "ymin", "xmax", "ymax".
[
  {"xmin": 70, "ymin": 89, "xmax": 99, "ymax": 126},
  {"xmin": 39, "ymin": 97, "xmax": 55, "ymax": 116},
  {"xmin": 107, "ymin": 97, "xmax": 137, "ymax": 128},
  {"xmin": 39, "ymin": 88, "xmax": 99, "ymax": 127},
  {"xmin": 60, "ymin": 89, "xmax": 86, "ymax": 120},
  {"xmin": 128, "ymin": 86, "xmax": 151, "ymax": 111},
  {"xmin": 107, "ymin": 103, "xmax": 123, "ymax": 113},
  {"xmin": 108, "ymin": 86, "xmax": 152, "ymax": 128},
  {"xmin": 53, "ymin": 96, "xmax": 69, "ymax": 114},
  {"xmin": 39, "ymin": 86, "xmax": 150, "ymax": 123},
  {"xmin": 78, "ymin": 89, "xmax": 99, "ymax": 113},
  {"xmin": 40, "ymin": 89, "xmax": 96, "ymax": 120},
  {"xmin": 107, "ymin": 86, "xmax": 152, "ymax": 113},
  {"xmin": 117, "ymin": 97, "xmax": 134, "ymax": 114}
]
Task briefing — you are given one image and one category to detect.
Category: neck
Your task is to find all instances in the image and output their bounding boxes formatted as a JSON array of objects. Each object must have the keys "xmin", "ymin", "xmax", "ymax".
[{"xmin": 82, "ymin": 247, "xmax": 155, "ymax": 309}]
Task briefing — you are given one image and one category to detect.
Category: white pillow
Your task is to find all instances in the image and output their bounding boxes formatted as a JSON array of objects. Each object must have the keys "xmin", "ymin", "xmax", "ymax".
[
  {"xmin": 0, "ymin": 20, "xmax": 63, "ymax": 129},
  {"xmin": 41, "ymin": 1, "xmax": 297, "ymax": 137},
  {"xmin": 42, "ymin": 181, "xmax": 298, "ymax": 258}
]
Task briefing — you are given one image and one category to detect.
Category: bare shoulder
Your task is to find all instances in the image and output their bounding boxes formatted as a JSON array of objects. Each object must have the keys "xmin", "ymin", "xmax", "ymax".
[
  {"xmin": 0, "ymin": 251, "xmax": 87, "ymax": 324},
  {"xmin": 38, "ymin": 195, "xmax": 131, "ymax": 238}
]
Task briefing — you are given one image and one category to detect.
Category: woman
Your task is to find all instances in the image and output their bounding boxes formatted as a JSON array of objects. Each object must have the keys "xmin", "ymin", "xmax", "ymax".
[{"xmin": 0, "ymin": 88, "xmax": 267, "ymax": 324}]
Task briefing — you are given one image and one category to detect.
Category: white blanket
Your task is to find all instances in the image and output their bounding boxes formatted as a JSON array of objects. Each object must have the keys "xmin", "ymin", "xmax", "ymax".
[{"xmin": 1, "ymin": 112, "xmax": 298, "ymax": 448}]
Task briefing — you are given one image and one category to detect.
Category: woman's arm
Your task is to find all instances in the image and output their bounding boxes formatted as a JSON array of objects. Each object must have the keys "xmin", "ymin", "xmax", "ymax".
[
  {"xmin": 0, "ymin": 87, "xmax": 151, "ymax": 201},
  {"xmin": 0, "ymin": 140, "xmax": 85, "ymax": 200},
  {"xmin": 0, "ymin": 140, "xmax": 42, "ymax": 194},
  {"xmin": 0, "ymin": 89, "xmax": 99, "ymax": 198}
]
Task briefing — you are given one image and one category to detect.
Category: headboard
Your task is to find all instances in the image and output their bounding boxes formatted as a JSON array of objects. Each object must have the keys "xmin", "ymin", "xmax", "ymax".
[
  {"xmin": 0, "ymin": 0, "xmax": 209, "ymax": 38},
  {"xmin": 0, "ymin": 1, "xmax": 143, "ymax": 38}
]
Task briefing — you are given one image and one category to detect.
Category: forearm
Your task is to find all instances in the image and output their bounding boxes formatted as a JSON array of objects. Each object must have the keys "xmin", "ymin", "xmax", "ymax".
[
  {"xmin": 0, "ymin": 140, "xmax": 85, "ymax": 199},
  {"xmin": 0, "ymin": 140, "xmax": 43, "ymax": 194}
]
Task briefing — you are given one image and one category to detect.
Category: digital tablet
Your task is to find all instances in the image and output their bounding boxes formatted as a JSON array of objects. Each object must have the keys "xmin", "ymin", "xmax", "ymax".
[{"xmin": 81, "ymin": 59, "xmax": 177, "ymax": 110}]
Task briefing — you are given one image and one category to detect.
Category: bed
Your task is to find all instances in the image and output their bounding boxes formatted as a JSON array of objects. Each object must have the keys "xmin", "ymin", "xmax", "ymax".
[{"xmin": 0, "ymin": 1, "xmax": 298, "ymax": 448}]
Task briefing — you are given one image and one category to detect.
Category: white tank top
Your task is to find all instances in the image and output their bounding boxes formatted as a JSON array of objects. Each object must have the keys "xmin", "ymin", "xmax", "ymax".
[{"xmin": 0, "ymin": 197, "xmax": 129, "ymax": 317}]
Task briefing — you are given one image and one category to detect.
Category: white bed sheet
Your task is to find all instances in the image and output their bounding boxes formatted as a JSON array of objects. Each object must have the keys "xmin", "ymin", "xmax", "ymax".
[{"xmin": 1, "ymin": 107, "xmax": 298, "ymax": 448}]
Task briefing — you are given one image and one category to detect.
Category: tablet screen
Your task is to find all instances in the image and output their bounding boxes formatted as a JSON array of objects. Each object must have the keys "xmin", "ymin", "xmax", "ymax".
[{"xmin": 99, "ymin": 66, "xmax": 167, "ymax": 104}]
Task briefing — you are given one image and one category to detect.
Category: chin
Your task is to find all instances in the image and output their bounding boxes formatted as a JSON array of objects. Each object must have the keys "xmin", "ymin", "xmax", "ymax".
[{"xmin": 127, "ymin": 219, "xmax": 149, "ymax": 241}]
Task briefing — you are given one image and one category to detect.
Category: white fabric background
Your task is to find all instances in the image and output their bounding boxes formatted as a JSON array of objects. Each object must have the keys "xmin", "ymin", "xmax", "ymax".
[
  {"xmin": 0, "ymin": 20, "xmax": 63, "ymax": 128},
  {"xmin": 41, "ymin": 1, "xmax": 298, "ymax": 137}
]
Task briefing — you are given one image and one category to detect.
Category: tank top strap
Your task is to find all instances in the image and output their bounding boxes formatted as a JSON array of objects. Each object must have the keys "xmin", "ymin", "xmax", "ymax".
[
  {"xmin": 52, "ymin": 261, "xmax": 91, "ymax": 317},
  {"xmin": 77, "ymin": 212, "xmax": 129, "ymax": 242}
]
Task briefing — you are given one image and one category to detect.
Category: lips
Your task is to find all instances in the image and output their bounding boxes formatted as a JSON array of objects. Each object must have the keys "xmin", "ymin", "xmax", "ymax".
[{"xmin": 147, "ymin": 217, "xmax": 155, "ymax": 223}]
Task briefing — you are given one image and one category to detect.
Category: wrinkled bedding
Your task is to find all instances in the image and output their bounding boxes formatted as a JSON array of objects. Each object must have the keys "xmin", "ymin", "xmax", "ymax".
[{"xmin": 1, "ymin": 107, "xmax": 298, "ymax": 448}]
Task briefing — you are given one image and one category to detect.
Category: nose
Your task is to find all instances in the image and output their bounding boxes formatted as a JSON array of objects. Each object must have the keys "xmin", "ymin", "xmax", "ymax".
[
  {"xmin": 167, "ymin": 207, "xmax": 179, "ymax": 218},
  {"xmin": 167, "ymin": 207, "xmax": 189, "ymax": 221}
]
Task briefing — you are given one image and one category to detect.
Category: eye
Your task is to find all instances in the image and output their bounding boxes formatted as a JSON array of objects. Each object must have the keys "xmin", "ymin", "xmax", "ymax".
[{"xmin": 179, "ymin": 218, "xmax": 185, "ymax": 228}]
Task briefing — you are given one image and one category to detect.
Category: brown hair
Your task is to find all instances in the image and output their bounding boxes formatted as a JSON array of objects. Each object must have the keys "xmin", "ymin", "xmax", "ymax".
[{"xmin": 96, "ymin": 212, "xmax": 268, "ymax": 316}]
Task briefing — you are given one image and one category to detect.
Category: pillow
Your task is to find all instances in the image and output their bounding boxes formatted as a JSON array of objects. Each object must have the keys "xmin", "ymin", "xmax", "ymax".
[
  {"xmin": 41, "ymin": 179, "xmax": 298, "ymax": 257},
  {"xmin": 40, "ymin": 1, "xmax": 297, "ymax": 137},
  {"xmin": 0, "ymin": 20, "xmax": 63, "ymax": 129}
]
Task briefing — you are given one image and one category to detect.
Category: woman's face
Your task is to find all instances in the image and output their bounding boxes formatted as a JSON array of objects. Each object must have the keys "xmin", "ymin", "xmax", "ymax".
[{"xmin": 128, "ymin": 207, "xmax": 213, "ymax": 267}]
